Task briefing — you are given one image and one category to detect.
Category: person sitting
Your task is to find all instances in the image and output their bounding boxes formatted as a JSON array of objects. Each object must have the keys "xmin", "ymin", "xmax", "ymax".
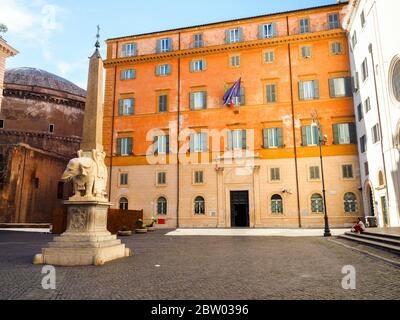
[{"xmin": 351, "ymin": 218, "xmax": 366, "ymax": 234}]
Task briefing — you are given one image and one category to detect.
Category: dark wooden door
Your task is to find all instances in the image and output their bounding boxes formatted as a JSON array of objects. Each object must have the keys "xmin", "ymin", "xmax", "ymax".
[{"xmin": 230, "ymin": 191, "xmax": 250, "ymax": 227}]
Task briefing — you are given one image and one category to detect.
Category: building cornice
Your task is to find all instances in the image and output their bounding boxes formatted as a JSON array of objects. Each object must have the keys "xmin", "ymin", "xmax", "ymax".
[
  {"xmin": 0, "ymin": 129, "xmax": 82, "ymax": 144},
  {"xmin": 104, "ymin": 29, "xmax": 346, "ymax": 68},
  {"xmin": 0, "ymin": 38, "xmax": 18, "ymax": 57}
]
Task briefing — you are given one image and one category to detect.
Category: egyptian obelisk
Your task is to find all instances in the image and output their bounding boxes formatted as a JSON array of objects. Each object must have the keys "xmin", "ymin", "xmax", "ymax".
[{"xmin": 33, "ymin": 27, "xmax": 131, "ymax": 266}]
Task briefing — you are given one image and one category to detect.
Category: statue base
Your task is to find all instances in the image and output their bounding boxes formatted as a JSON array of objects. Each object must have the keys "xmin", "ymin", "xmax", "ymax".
[{"xmin": 33, "ymin": 200, "xmax": 131, "ymax": 266}]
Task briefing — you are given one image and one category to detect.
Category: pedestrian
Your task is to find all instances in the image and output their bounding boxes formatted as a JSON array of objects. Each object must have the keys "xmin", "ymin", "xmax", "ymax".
[{"xmin": 351, "ymin": 217, "xmax": 366, "ymax": 234}]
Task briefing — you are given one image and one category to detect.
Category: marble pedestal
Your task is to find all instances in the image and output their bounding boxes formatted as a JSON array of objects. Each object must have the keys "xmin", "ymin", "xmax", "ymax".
[{"xmin": 33, "ymin": 200, "xmax": 131, "ymax": 266}]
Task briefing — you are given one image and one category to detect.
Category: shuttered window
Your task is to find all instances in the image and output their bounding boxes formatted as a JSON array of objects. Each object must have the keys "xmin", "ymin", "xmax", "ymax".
[
  {"xmin": 301, "ymin": 125, "xmax": 319, "ymax": 146},
  {"xmin": 333, "ymin": 123, "xmax": 357, "ymax": 145},
  {"xmin": 153, "ymin": 135, "xmax": 170, "ymax": 154},
  {"xmin": 309, "ymin": 166, "xmax": 321, "ymax": 180},
  {"xmin": 301, "ymin": 46, "xmax": 312, "ymax": 58},
  {"xmin": 329, "ymin": 77, "xmax": 352, "ymax": 97},
  {"xmin": 118, "ymin": 98, "xmax": 135, "ymax": 116},
  {"xmin": 263, "ymin": 128, "xmax": 283, "ymax": 148},
  {"xmin": 120, "ymin": 43, "xmax": 137, "ymax": 57},
  {"xmin": 266, "ymin": 84, "xmax": 277, "ymax": 103},
  {"xmin": 156, "ymin": 64, "xmax": 172, "ymax": 76},
  {"xmin": 226, "ymin": 28, "xmax": 243, "ymax": 43},
  {"xmin": 259, "ymin": 23, "xmax": 277, "ymax": 39},
  {"xmin": 230, "ymin": 55, "xmax": 240, "ymax": 67},
  {"xmin": 158, "ymin": 95, "xmax": 168, "ymax": 113},
  {"xmin": 328, "ymin": 13, "xmax": 340, "ymax": 29},
  {"xmin": 190, "ymin": 59, "xmax": 206, "ymax": 72},
  {"xmin": 117, "ymin": 137, "xmax": 133, "ymax": 156},
  {"xmin": 193, "ymin": 33, "xmax": 203, "ymax": 48},
  {"xmin": 371, "ymin": 124, "xmax": 381, "ymax": 143},
  {"xmin": 190, "ymin": 91, "xmax": 207, "ymax": 110},
  {"xmin": 264, "ymin": 50, "xmax": 275, "ymax": 63},
  {"xmin": 156, "ymin": 38, "xmax": 172, "ymax": 53},
  {"xmin": 299, "ymin": 80, "xmax": 319, "ymax": 100},
  {"xmin": 299, "ymin": 18, "xmax": 310, "ymax": 33},
  {"xmin": 360, "ymin": 135, "xmax": 367, "ymax": 153},
  {"xmin": 227, "ymin": 130, "xmax": 247, "ymax": 150},
  {"xmin": 361, "ymin": 58, "xmax": 369, "ymax": 81},
  {"xmin": 342, "ymin": 165, "xmax": 354, "ymax": 179},
  {"xmin": 331, "ymin": 42, "xmax": 343, "ymax": 55},
  {"xmin": 120, "ymin": 69, "xmax": 136, "ymax": 80},
  {"xmin": 364, "ymin": 97, "xmax": 371, "ymax": 113}
]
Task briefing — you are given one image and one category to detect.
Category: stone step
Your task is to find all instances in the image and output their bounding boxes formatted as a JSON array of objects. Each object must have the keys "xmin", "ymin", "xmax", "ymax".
[
  {"xmin": 48, "ymin": 239, "xmax": 122, "ymax": 249},
  {"xmin": 339, "ymin": 234, "xmax": 400, "ymax": 255},
  {"xmin": 344, "ymin": 232, "xmax": 400, "ymax": 246},
  {"xmin": 363, "ymin": 231, "xmax": 400, "ymax": 241}
]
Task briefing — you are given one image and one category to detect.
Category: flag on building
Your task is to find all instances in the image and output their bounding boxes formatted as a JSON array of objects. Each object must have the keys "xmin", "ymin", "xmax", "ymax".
[{"xmin": 223, "ymin": 78, "xmax": 241, "ymax": 107}]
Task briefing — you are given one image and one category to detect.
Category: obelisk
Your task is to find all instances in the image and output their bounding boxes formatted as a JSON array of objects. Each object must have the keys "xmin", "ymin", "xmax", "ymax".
[{"xmin": 33, "ymin": 27, "xmax": 131, "ymax": 266}]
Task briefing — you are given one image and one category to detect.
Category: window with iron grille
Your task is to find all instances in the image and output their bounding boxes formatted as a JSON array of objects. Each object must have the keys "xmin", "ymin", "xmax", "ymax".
[
  {"xmin": 271, "ymin": 194, "xmax": 283, "ymax": 214},
  {"xmin": 311, "ymin": 194, "xmax": 324, "ymax": 213},
  {"xmin": 344, "ymin": 193, "xmax": 357, "ymax": 213}
]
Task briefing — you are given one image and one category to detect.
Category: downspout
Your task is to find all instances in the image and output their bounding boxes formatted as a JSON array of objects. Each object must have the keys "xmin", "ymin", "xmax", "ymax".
[
  {"xmin": 176, "ymin": 32, "xmax": 181, "ymax": 228},
  {"xmin": 17, "ymin": 147, "xmax": 27, "ymax": 223},
  {"xmin": 108, "ymin": 42, "xmax": 119, "ymax": 202},
  {"xmin": 287, "ymin": 16, "xmax": 302, "ymax": 228}
]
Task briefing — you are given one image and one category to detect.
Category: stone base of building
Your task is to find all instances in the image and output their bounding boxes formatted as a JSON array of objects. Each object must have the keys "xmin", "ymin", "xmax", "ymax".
[{"xmin": 33, "ymin": 200, "xmax": 131, "ymax": 266}]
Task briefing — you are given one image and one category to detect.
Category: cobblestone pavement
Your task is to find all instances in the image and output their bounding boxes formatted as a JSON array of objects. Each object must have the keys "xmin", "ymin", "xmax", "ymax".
[{"xmin": 0, "ymin": 230, "xmax": 399, "ymax": 300}]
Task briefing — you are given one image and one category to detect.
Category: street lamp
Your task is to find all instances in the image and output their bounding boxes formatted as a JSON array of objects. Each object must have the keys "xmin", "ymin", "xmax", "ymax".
[{"xmin": 311, "ymin": 112, "xmax": 332, "ymax": 237}]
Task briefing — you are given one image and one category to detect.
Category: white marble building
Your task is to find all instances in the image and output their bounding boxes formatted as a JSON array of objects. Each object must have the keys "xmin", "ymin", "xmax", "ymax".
[{"xmin": 344, "ymin": 0, "xmax": 400, "ymax": 227}]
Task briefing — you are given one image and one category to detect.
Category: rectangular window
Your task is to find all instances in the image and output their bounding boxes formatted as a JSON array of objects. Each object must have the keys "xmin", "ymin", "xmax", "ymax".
[
  {"xmin": 120, "ymin": 173, "xmax": 128, "ymax": 186},
  {"xmin": 159, "ymin": 38, "xmax": 171, "ymax": 53},
  {"xmin": 121, "ymin": 43, "xmax": 136, "ymax": 57},
  {"xmin": 333, "ymin": 123, "xmax": 357, "ymax": 145},
  {"xmin": 266, "ymin": 84, "xmax": 277, "ymax": 103},
  {"xmin": 301, "ymin": 125, "xmax": 319, "ymax": 146},
  {"xmin": 270, "ymin": 168, "xmax": 281, "ymax": 181},
  {"xmin": 342, "ymin": 165, "xmax": 354, "ymax": 179},
  {"xmin": 119, "ymin": 98, "xmax": 135, "ymax": 116},
  {"xmin": 194, "ymin": 171, "xmax": 204, "ymax": 184},
  {"xmin": 361, "ymin": 58, "xmax": 369, "ymax": 81},
  {"xmin": 372, "ymin": 124, "xmax": 381, "ymax": 144},
  {"xmin": 261, "ymin": 23, "xmax": 276, "ymax": 39},
  {"xmin": 364, "ymin": 161, "xmax": 369, "ymax": 176},
  {"xmin": 331, "ymin": 42, "xmax": 343, "ymax": 55},
  {"xmin": 264, "ymin": 50, "xmax": 275, "ymax": 63},
  {"xmin": 117, "ymin": 137, "xmax": 133, "ymax": 156},
  {"xmin": 230, "ymin": 55, "xmax": 240, "ymax": 67},
  {"xmin": 191, "ymin": 59, "xmax": 206, "ymax": 72},
  {"xmin": 351, "ymin": 32, "xmax": 357, "ymax": 49},
  {"xmin": 360, "ymin": 10, "xmax": 366, "ymax": 27},
  {"xmin": 357, "ymin": 103, "xmax": 363, "ymax": 121},
  {"xmin": 328, "ymin": 13, "xmax": 340, "ymax": 29},
  {"xmin": 329, "ymin": 77, "xmax": 352, "ymax": 97},
  {"xmin": 120, "ymin": 69, "xmax": 136, "ymax": 81},
  {"xmin": 228, "ymin": 130, "xmax": 247, "ymax": 150},
  {"xmin": 301, "ymin": 46, "xmax": 312, "ymax": 59},
  {"xmin": 360, "ymin": 135, "xmax": 367, "ymax": 153},
  {"xmin": 157, "ymin": 172, "xmax": 167, "ymax": 185},
  {"xmin": 158, "ymin": 95, "xmax": 168, "ymax": 113},
  {"xmin": 309, "ymin": 166, "xmax": 321, "ymax": 180},
  {"xmin": 48, "ymin": 124, "xmax": 54, "ymax": 133},
  {"xmin": 299, "ymin": 18, "xmax": 310, "ymax": 33},
  {"xmin": 157, "ymin": 64, "xmax": 171, "ymax": 76},
  {"xmin": 299, "ymin": 80, "xmax": 319, "ymax": 100},
  {"xmin": 190, "ymin": 91, "xmax": 207, "ymax": 110},
  {"xmin": 365, "ymin": 97, "xmax": 371, "ymax": 113},
  {"xmin": 0, "ymin": 120, "xmax": 4, "ymax": 129},
  {"xmin": 352, "ymin": 72, "xmax": 360, "ymax": 92},
  {"xmin": 190, "ymin": 132, "xmax": 208, "ymax": 152},
  {"xmin": 263, "ymin": 128, "xmax": 283, "ymax": 148},
  {"xmin": 153, "ymin": 135, "xmax": 170, "ymax": 154},
  {"xmin": 193, "ymin": 33, "xmax": 203, "ymax": 48},
  {"xmin": 228, "ymin": 28, "xmax": 240, "ymax": 43}
]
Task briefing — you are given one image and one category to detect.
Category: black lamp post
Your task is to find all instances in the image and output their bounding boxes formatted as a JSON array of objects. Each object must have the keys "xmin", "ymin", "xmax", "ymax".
[{"xmin": 311, "ymin": 112, "xmax": 332, "ymax": 237}]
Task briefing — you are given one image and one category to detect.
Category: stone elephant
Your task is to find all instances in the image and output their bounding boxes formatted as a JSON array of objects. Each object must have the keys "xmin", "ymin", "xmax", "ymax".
[{"xmin": 62, "ymin": 157, "xmax": 97, "ymax": 199}]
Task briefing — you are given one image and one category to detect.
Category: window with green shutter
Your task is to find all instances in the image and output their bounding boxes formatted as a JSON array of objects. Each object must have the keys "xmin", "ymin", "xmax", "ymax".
[
  {"xmin": 333, "ymin": 123, "xmax": 357, "ymax": 145},
  {"xmin": 190, "ymin": 91, "xmax": 207, "ymax": 110},
  {"xmin": 228, "ymin": 130, "xmax": 247, "ymax": 150},
  {"xmin": 299, "ymin": 80, "xmax": 319, "ymax": 100},
  {"xmin": 230, "ymin": 55, "xmax": 240, "ymax": 67},
  {"xmin": 301, "ymin": 125, "xmax": 319, "ymax": 146},
  {"xmin": 117, "ymin": 137, "xmax": 133, "ymax": 156},
  {"xmin": 264, "ymin": 50, "xmax": 275, "ymax": 63},
  {"xmin": 121, "ymin": 43, "xmax": 137, "ymax": 57},
  {"xmin": 266, "ymin": 84, "xmax": 277, "ymax": 103},
  {"xmin": 190, "ymin": 132, "xmax": 208, "ymax": 152},
  {"xmin": 309, "ymin": 166, "xmax": 321, "ymax": 180},
  {"xmin": 342, "ymin": 165, "xmax": 354, "ymax": 179},
  {"xmin": 331, "ymin": 42, "xmax": 343, "ymax": 55},
  {"xmin": 259, "ymin": 23, "xmax": 277, "ymax": 39},
  {"xmin": 328, "ymin": 13, "xmax": 340, "ymax": 29},
  {"xmin": 158, "ymin": 95, "xmax": 168, "ymax": 113},
  {"xmin": 191, "ymin": 59, "xmax": 206, "ymax": 72},
  {"xmin": 154, "ymin": 135, "xmax": 169, "ymax": 154},
  {"xmin": 120, "ymin": 69, "xmax": 136, "ymax": 81},
  {"xmin": 329, "ymin": 77, "xmax": 352, "ymax": 97},
  {"xmin": 299, "ymin": 18, "xmax": 310, "ymax": 33},
  {"xmin": 119, "ymin": 98, "xmax": 135, "ymax": 116},
  {"xmin": 263, "ymin": 128, "xmax": 283, "ymax": 148},
  {"xmin": 301, "ymin": 46, "xmax": 312, "ymax": 58}
]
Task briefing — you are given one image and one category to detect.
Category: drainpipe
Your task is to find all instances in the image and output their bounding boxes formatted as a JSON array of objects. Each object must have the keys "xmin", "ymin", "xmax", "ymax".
[
  {"xmin": 17, "ymin": 147, "xmax": 27, "ymax": 223},
  {"xmin": 369, "ymin": 43, "xmax": 390, "ymax": 224},
  {"xmin": 176, "ymin": 32, "xmax": 181, "ymax": 228}
]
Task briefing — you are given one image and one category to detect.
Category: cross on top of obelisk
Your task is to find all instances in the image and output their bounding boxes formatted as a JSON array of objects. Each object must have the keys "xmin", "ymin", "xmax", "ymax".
[{"xmin": 95, "ymin": 25, "xmax": 100, "ymax": 49}]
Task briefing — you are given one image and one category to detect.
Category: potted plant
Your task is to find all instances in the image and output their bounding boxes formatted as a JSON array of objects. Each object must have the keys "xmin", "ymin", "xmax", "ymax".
[
  {"xmin": 146, "ymin": 216, "xmax": 158, "ymax": 232},
  {"xmin": 118, "ymin": 225, "xmax": 132, "ymax": 237},
  {"xmin": 135, "ymin": 219, "xmax": 148, "ymax": 234}
]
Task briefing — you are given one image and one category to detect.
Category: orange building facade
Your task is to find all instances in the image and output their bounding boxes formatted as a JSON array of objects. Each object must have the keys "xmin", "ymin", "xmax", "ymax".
[{"xmin": 103, "ymin": 2, "xmax": 363, "ymax": 228}]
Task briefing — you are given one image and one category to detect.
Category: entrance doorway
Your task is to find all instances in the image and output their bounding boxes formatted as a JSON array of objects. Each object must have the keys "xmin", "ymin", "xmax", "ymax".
[{"xmin": 230, "ymin": 191, "xmax": 249, "ymax": 227}]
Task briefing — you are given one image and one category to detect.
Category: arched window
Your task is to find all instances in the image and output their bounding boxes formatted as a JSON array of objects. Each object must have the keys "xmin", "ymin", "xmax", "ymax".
[
  {"xmin": 271, "ymin": 194, "xmax": 283, "ymax": 214},
  {"xmin": 378, "ymin": 171, "xmax": 385, "ymax": 187},
  {"xmin": 311, "ymin": 193, "xmax": 324, "ymax": 213},
  {"xmin": 194, "ymin": 196, "xmax": 205, "ymax": 215},
  {"xmin": 157, "ymin": 197, "xmax": 167, "ymax": 215},
  {"xmin": 119, "ymin": 197, "xmax": 129, "ymax": 210},
  {"xmin": 344, "ymin": 192, "xmax": 357, "ymax": 213},
  {"xmin": 391, "ymin": 58, "xmax": 400, "ymax": 102}
]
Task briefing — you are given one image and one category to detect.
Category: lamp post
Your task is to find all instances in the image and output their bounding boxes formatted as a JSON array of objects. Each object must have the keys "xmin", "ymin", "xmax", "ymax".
[{"xmin": 311, "ymin": 112, "xmax": 332, "ymax": 237}]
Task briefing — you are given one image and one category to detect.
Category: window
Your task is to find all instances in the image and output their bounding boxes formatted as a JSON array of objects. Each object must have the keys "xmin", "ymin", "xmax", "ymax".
[
  {"xmin": 226, "ymin": 28, "xmax": 242, "ymax": 43},
  {"xmin": 120, "ymin": 173, "xmax": 128, "ymax": 186},
  {"xmin": 48, "ymin": 124, "xmax": 54, "ymax": 133},
  {"xmin": 57, "ymin": 182, "xmax": 64, "ymax": 200},
  {"xmin": 157, "ymin": 197, "xmax": 167, "ymax": 215},
  {"xmin": 228, "ymin": 130, "xmax": 247, "ymax": 150},
  {"xmin": 342, "ymin": 165, "xmax": 354, "ymax": 179},
  {"xmin": 344, "ymin": 193, "xmax": 357, "ymax": 213},
  {"xmin": 360, "ymin": 10, "xmax": 366, "ymax": 27},
  {"xmin": 392, "ymin": 59, "xmax": 400, "ymax": 102},
  {"xmin": 190, "ymin": 132, "xmax": 208, "ymax": 152},
  {"xmin": 361, "ymin": 58, "xmax": 369, "ymax": 81},
  {"xmin": 299, "ymin": 18, "xmax": 310, "ymax": 33},
  {"xmin": 309, "ymin": 166, "xmax": 320, "ymax": 180},
  {"xmin": 120, "ymin": 69, "xmax": 136, "ymax": 80},
  {"xmin": 357, "ymin": 103, "xmax": 363, "ymax": 121},
  {"xmin": 351, "ymin": 32, "xmax": 357, "ymax": 49},
  {"xmin": 117, "ymin": 137, "xmax": 133, "ymax": 156},
  {"xmin": 360, "ymin": 135, "xmax": 367, "ymax": 153},
  {"xmin": 271, "ymin": 194, "xmax": 283, "ymax": 214},
  {"xmin": 190, "ymin": 91, "xmax": 207, "ymax": 110},
  {"xmin": 331, "ymin": 42, "xmax": 343, "ymax": 55},
  {"xmin": 232, "ymin": 87, "xmax": 245, "ymax": 106},
  {"xmin": 352, "ymin": 72, "xmax": 360, "ymax": 92},
  {"xmin": 329, "ymin": 77, "xmax": 352, "ymax": 97},
  {"xmin": 193, "ymin": 33, "xmax": 203, "ymax": 48},
  {"xmin": 301, "ymin": 125, "xmax": 319, "ymax": 146},
  {"xmin": 119, "ymin": 197, "xmax": 129, "ymax": 210},
  {"xmin": 263, "ymin": 128, "xmax": 283, "ymax": 148},
  {"xmin": 194, "ymin": 171, "xmax": 204, "ymax": 184},
  {"xmin": 311, "ymin": 194, "xmax": 324, "ymax": 213},
  {"xmin": 301, "ymin": 46, "xmax": 312, "ymax": 59},
  {"xmin": 153, "ymin": 135, "xmax": 170, "ymax": 154},
  {"xmin": 157, "ymin": 38, "xmax": 172, "ymax": 53},
  {"xmin": 0, "ymin": 120, "xmax": 4, "ymax": 129},
  {"xmin": 266, "ymin": 84, "xmax": 277, "ymax": 103},
  {"xmin": 371, "ymin": 124, "xmax": 381, "ymax": 144},
  {"xmin": 118, "ymin": 98, "xmax": 135, "ymax": 116},
  {"xmin": 378, "ymin": 171, "xmax": 385, "ymax": 187},
  {"xmin": 157, "ymin": 172, "xmax": 167, "ymax": 185},
  {"xmin": 364, "ymin": 161, "xmax": 369, "ymax": 176},
  {"xmin": 194, "ymin": 196, "xmax": 205, "ymax": 215},
  {"xmin": 156, "ymin": 64, "xmax": 172, "ymax": 76},
  {"xmin": 270, "ymin": 168, "xmax": 281, "ymax": 182},
  {"xmin": 260, "ymin": 23, "xmax": 276, "ymax": 39},
  {"xmin": 333, "ymin": 123, "xmax": 357, "ymax": 145},
  {"xmin": 191, "ymin": 59, "xmax": 206, "ymax": 72},
  {"xmin": 230, "ymin": 55, "xmax": 240, "ymax": 67},
  {"xmin": 158, "ymin": 95, "xmax": 168, "ymax": 113},
  {"xmin": 328, "ymin": 13, "xmax": 340, "ymax": 29},
  {"xmin": 365, "ymin": 97, "xmax": 371, "ymax": 113},
  {"xmin": 121, "ymin": 43, "xmax": 136, "ymax": 57},
  {"xmin": 264, "ymin": 50, "xmax": 275, "ymax": 63},
  {"xmin": 299, "ymin": 80, "xmax": 319, "ymax": 100}
]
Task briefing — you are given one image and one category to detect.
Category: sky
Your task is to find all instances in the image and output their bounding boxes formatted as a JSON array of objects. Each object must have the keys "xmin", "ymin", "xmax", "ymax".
[{"xmin": 0, "ymin": 0, "xmax": 337, "ymax": 90}]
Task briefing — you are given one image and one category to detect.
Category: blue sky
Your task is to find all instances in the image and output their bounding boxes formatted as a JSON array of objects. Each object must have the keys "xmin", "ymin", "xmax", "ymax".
[{"xmin": 1, "ymin": 0, "xmax": 336, "ymax": 89}]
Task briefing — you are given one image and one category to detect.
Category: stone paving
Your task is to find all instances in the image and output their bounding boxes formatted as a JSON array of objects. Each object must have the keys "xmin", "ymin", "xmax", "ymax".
[{"xmin": 0, "ymin": 230, "xmax": 399, "ymax": 300}]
